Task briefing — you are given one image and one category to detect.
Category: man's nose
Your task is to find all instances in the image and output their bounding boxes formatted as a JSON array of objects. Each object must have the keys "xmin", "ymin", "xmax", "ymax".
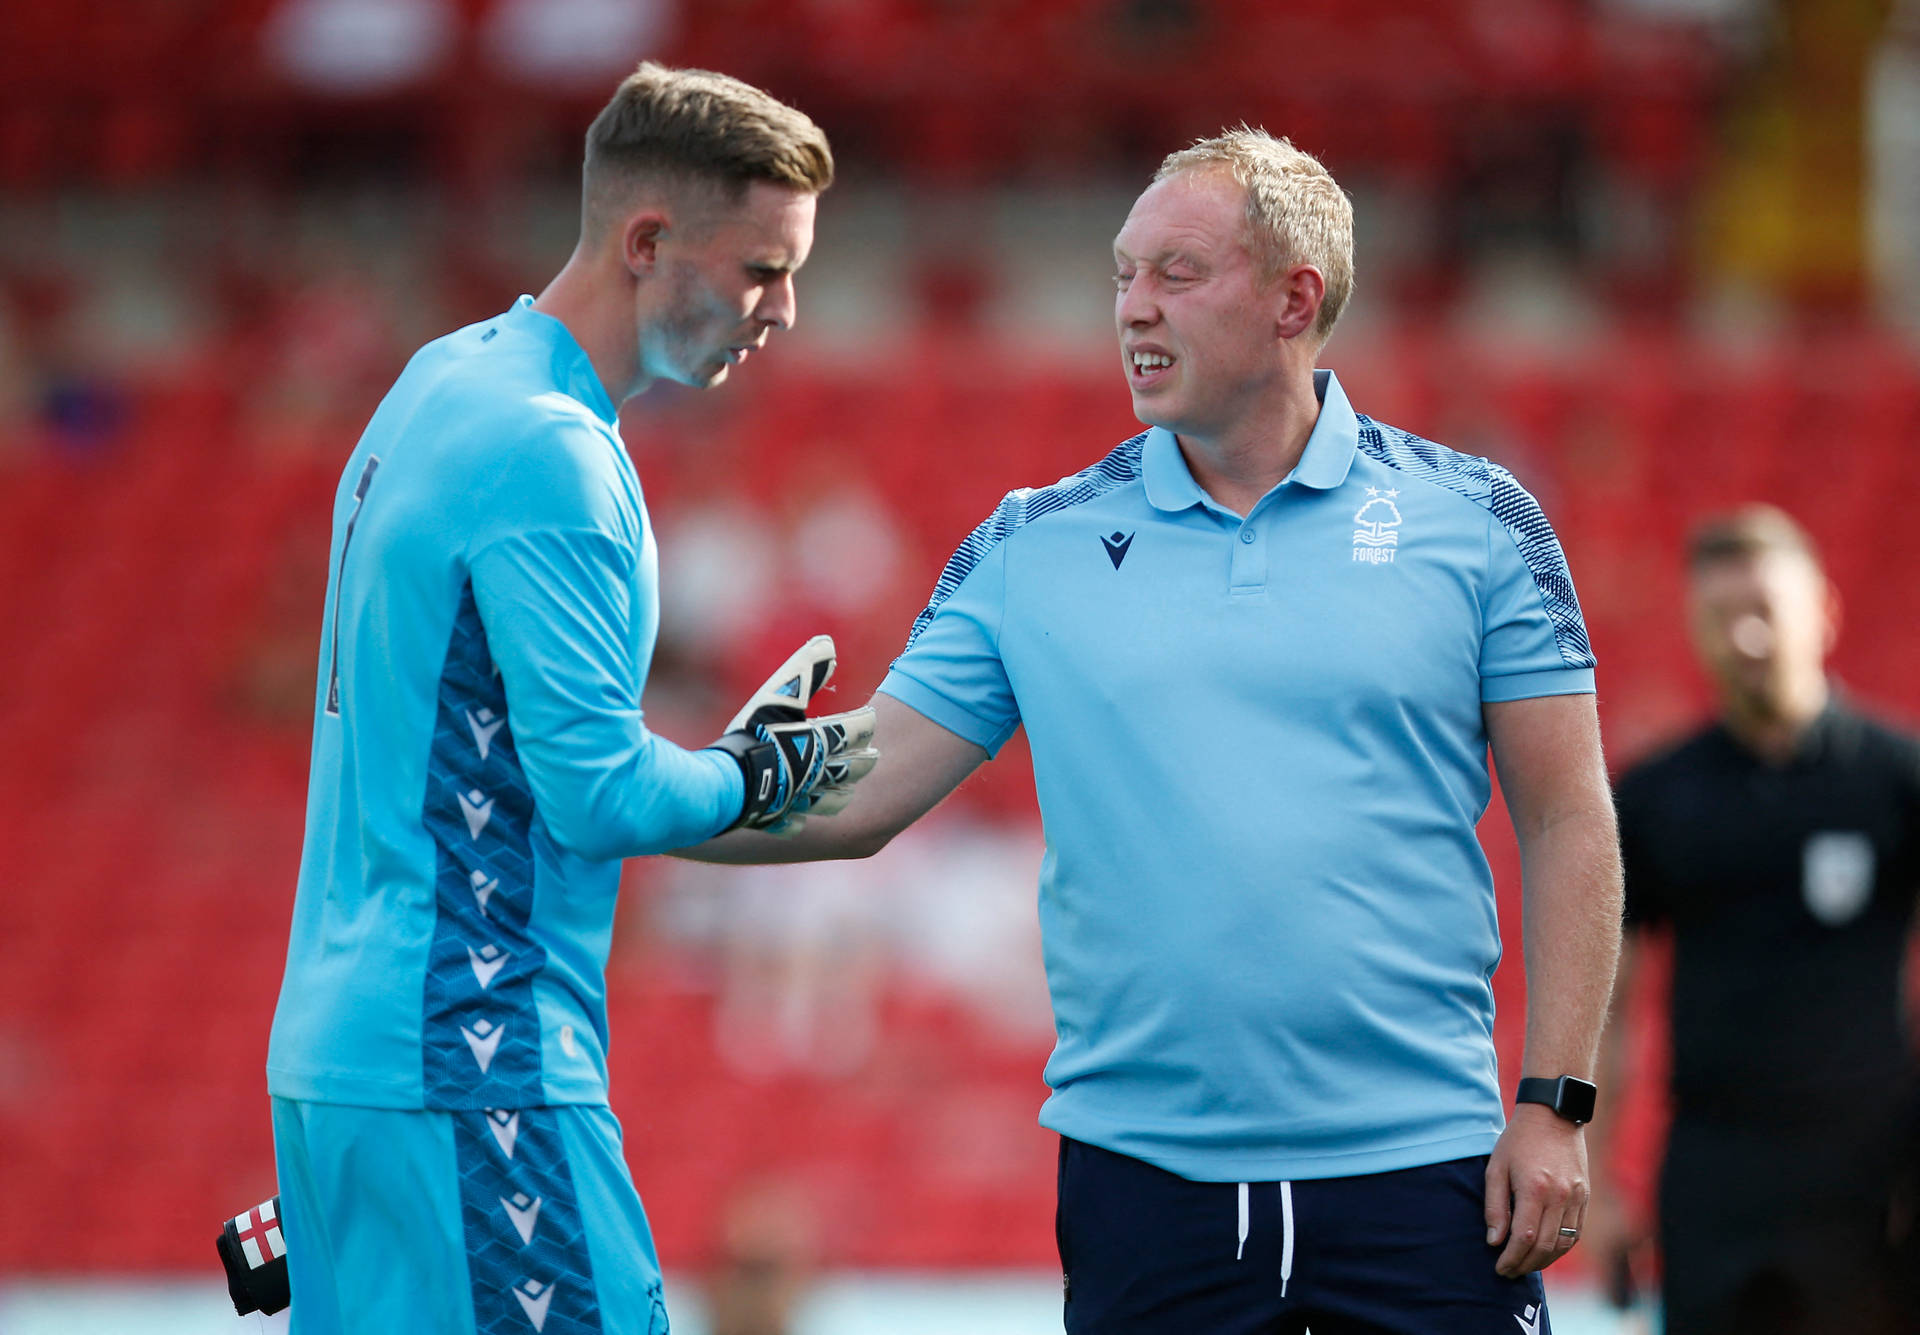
[
  {"xmin": 1116, "ymin": 277, "xmax": 1157, "ymax": 327},
  {"xmin": 758, "ymin": 273, "xmax": 796, "ymax": 332},
  {"xmin": 1728, "ymin": 614, "xmax": 1774, "ymax": 660}
]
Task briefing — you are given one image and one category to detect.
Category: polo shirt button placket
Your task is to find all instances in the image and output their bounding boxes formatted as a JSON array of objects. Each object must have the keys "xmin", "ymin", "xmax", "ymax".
[{"xmin": 1229, "ymin": 519, "xmax": 1266, "ymax": 594}]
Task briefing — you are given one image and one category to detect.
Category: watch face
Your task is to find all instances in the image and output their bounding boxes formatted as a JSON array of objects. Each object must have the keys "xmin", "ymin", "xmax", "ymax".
[{"xmin": 1558, "ymin": 1078, "xmax": 1597, "ymax": 1124}]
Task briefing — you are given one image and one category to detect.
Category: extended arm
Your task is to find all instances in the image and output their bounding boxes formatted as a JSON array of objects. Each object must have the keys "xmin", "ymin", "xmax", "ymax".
[
  {"xmin": 1481, "ymin": 691, "xmax": 1625, "ymax": 1277},
  {"xmin": 677, "ymin": 693, "xmax": 989, "ymax": 863},
  {"xmin": 470, "ymin": 529, "xmax": 744, "ymax": 861}
]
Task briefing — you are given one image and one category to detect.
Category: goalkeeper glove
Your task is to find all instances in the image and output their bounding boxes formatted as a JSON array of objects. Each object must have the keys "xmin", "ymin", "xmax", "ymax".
[{"xmin": 707, "ymin": 635, "xmax": 878, "ymax": 834}]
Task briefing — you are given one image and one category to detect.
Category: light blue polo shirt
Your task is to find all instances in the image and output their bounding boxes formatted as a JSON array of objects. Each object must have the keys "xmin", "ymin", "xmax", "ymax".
[{"xmin": 879, "ymin": 370, "xmax": 1595, "ymax": 1182}]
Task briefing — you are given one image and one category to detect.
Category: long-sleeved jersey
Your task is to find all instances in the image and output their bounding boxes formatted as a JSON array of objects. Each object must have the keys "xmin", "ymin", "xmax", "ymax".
[{"xmin": 267, "ymin": 296, "xmax": 743, "ymax": 1110}]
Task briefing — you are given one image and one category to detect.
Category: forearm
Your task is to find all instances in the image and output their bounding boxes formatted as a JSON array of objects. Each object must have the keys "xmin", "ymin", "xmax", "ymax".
[
  {"xmin": 556, "ymin": 733, "xmax": 744, "ymax": 861},
  {"xmin": 1517, "ymin": 806, "xmax": 1625, "ymax": 1079},
  {"xmin": 676, "ymin": 741, "xmax": 946, "ymax": 862},
  {"xmin": 676, "ymin": 815, "xmax": 886, "ymax": 864},
  {"xmin": 1482, "ymin": 693, "xmax": 1619, "ymax": 1276},
  {"xmin": 674, "ymin": 692, "xmax": 989, "ymax": 865},
  {"xmin": 1587, "ymin": 930, "xmax": 1641, "ymax": 1191}
]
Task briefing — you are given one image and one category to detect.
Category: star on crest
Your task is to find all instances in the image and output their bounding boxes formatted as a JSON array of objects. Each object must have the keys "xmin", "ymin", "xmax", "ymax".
[{"xmin": 1365, "ymin": 486, "xmax": 1401, "ymax": 499}]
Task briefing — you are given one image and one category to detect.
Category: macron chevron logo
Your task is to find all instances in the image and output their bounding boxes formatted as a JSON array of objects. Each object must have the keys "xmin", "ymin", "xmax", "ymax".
[
  {"xmin": 467, "ymin": 707, "xmax": 505, "ymax": 761},
  {"xmin": 1101, "ymin": 530, "xmax": 1135, "ymax": 569},
  {"xmin": 461, "ymin": 1018, "xmax": 504, "ymax": 1073},
  {"xmin": 501, "ymin": 1192, "xmax": 543, "ymax": 1245},
  {"xmin": 513, "ymin": 1279, "xmax": 554, "ymax": 1332},
  {"xmin": 469, "ymin": 943, "xmax": 508, "ymax": 989},
  {"xmin": 460, "ymin": 789, "xmax": 495, "ymax": 840},
  {"xmin": 470, "ymin": 870, "xmax": 498, "ymax": 918},
  {"xmin": 484, "ymin": 1108, "xmax": 519, "ymax": 1158}
]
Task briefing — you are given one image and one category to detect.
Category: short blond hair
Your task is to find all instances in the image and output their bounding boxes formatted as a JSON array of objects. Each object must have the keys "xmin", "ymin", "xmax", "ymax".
[
  {"xmin": 582, "ymin": 63, "xmax": 833, "ymax": 239},
  {"xmin": 1154, "ymin": 127, "xmax": 1354, "ymax": 343}
]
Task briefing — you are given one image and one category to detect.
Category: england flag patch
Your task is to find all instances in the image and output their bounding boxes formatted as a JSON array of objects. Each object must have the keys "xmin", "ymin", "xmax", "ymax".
[
  {"xmin": 230, "ymin": 1199, "xmax": 286, "ymax": 1269},
  {"xmin": 217, "ymin": 1193, "xmax": 292, "ymax": 1316}
]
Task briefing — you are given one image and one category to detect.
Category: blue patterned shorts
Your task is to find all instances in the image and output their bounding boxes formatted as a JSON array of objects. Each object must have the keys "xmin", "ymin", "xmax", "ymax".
[{"xmin": 271, "ymin": 1098, "xmax": 668, "ymax": 1335}]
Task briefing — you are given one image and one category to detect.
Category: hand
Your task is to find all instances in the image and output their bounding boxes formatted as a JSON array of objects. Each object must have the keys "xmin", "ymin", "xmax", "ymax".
[
  {"xmin": 708, "ymin": 635, "xmax": 878, "ymax": 834},
  {"xmin": 1484, "ymin": 1103, "xmax": 1589, "ymax": 1278}
]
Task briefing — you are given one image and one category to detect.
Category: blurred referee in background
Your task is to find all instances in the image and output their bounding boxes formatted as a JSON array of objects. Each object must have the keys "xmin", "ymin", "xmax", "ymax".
[{"xmin": 1594, "ymin": 505, "xmax": 1920, "ymax": 1335}]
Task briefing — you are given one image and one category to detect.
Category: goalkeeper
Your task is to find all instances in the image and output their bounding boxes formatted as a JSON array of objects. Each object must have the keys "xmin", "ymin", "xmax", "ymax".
[{"xmin": 263, "ymin": 65, "xmax": 872, "ymax": 1335}]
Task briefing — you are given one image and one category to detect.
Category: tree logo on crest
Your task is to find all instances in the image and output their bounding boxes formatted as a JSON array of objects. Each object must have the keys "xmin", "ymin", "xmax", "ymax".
[{"xmin": 1352, "ymin": 487, "xmax": 1402, "ymax": 565}]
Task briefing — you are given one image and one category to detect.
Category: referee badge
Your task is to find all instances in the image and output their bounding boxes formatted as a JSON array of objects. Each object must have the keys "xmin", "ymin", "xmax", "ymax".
[{"xmin": 1802, "ymin": 831, "xmax": 1874, "ymax": 926}]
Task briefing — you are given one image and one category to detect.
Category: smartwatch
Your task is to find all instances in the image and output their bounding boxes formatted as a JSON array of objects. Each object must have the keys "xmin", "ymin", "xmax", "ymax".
[{"xmin": 1515, "ymin": 1075, "xmax": 1597, "ymax": 1125}]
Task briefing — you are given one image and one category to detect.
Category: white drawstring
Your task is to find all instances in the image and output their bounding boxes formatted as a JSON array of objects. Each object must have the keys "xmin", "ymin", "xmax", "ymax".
[
  {"xmin": 1235, "ymin": 1180, "xmax": 1297, "ymax": 1295},
  {"xmin": 1279, "ymin": 1181, "xmax": 1295, "ymax": 1297}
]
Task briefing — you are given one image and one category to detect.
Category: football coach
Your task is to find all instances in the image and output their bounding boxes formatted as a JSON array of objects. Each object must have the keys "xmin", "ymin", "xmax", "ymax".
[{"xmin": 688, "ymin": 126, "xmax": 1623, "ymax": 1335}]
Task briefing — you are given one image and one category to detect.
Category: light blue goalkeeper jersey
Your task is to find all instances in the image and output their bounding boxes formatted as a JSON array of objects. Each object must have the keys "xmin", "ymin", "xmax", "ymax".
[
  {"xmin": 267, "ymin": 296, "xmax": 744, "ymax": 1110},
  {"xmin": 880, "ymin": 370, "xmax": 1596, "ymax": 1182}
]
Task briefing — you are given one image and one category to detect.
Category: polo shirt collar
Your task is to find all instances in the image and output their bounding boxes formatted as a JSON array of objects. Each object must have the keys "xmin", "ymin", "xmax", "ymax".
[
  {"xmin": 505, "ymin": 294, "xmax": 620, "ymax": 427},
  {"xmin": 1142, "ymin": 368, "xmax": 1361, "ymax": 513}
]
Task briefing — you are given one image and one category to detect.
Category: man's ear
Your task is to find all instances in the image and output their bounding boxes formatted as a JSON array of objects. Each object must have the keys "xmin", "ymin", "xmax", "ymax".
[
  {"xmin": 1274, "ymin": 263, "xmax": 1327, "ymax": 343},
  {"xmin": 621, "ymin": 211, "xmax": 670, "ymax": 278}
]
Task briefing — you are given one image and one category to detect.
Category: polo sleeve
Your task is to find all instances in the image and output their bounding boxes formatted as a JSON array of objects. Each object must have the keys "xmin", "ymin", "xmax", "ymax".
[
  {"xmin": 878, "ymin": 496, "xmax": 1022, "ymax": 756},
  {"xmin": 1477, "ymin": 473, "xmax": 1596, "ymax": 702}
]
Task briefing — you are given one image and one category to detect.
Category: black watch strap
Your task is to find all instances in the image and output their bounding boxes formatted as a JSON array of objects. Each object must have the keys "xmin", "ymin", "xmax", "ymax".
[{"xmin": 1515, "ymin": 1075, "xmax": 1597, "ymax": 1125}]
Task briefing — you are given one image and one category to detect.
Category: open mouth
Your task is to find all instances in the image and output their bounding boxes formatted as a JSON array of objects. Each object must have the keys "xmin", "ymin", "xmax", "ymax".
[{"xmin": 1128, "ymin": 349, "xmax": 1175, "ymax": 385}]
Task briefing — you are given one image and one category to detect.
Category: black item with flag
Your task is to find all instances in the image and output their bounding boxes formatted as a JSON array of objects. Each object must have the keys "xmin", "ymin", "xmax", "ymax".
[{"xmin": 217, "ymin": 1195, "xmax": 291, "ymax": 1316}]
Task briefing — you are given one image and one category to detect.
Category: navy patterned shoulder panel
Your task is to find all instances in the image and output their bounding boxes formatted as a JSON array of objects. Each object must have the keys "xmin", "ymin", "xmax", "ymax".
[
  {"xmin": 1356, "ymin": 414, "xmax": 1594, "ymax": 669},
  {"xmin": 901, "ymin": 433, "xmax": 1148, "ymax": 652}
]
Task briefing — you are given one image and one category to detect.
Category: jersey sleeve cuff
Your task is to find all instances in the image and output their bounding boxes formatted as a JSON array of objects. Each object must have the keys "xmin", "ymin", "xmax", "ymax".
[
  {"xmin": 1480, "ymin": 666, "xmax": 1596, "ymax": 703},
  {"xmin": 877, "ymin": 668, "xmax": 1019, "ymax": 756},
  {"xmin": 697, "ymin": 743, "xmax": 747, "ymax": 837}
]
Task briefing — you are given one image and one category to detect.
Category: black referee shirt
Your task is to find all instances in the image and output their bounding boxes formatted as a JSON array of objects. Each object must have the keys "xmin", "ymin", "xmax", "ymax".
[{"xmin": 1617, "ymin": 699, "xmax": 1920, "ymax": 1133}]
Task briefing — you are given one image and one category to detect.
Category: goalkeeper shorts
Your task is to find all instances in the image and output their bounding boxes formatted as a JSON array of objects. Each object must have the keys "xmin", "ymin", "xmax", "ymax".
[{"xmin": 270, "ymin": 1097, "xmax": 669, "ymax": 1335}]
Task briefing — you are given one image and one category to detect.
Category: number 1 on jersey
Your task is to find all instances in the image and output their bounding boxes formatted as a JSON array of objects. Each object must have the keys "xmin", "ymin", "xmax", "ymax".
[{"xmin": 324, "ymin": 455, "xmax": 382, "ymax": 717}]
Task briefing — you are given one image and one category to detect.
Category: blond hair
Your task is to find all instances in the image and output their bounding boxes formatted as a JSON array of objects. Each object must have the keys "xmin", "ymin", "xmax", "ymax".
[
  {"xmin": 1154, "ymin": 127, "xmax": 1354, "ymax": 343},
  {"xmin": 581, "ymin": 63, "xmax": 833, "ymax": 239}
]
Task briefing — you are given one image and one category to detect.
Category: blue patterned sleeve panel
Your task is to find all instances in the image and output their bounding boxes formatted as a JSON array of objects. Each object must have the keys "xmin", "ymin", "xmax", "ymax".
[
  {"xmin": 880, "ymin": 498, "xmax": 1020, "ymax": 754},
  {"xmin": 1355, "ymin": 417, "xmax": 1596, "ymax": 696},
  {"xmin": 882, "ymin": 434, "xmax": 1148, "ymax": 754},
  {"xmin": 901, "ymin": 434, "xmax": 1148, "ymax": 653}
]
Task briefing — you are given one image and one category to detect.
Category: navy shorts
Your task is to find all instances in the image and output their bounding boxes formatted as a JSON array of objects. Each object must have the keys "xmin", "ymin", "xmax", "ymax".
[{"xmin": 1056, "ymin": 1137, "xmax": 1549, "ymax": 1335}]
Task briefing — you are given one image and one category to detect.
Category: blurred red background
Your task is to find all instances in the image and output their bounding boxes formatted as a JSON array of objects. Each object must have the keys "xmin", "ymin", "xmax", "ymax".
[{"xmin": 1, "ymin": 0, "xmax": 1915, "ymax": 1286}]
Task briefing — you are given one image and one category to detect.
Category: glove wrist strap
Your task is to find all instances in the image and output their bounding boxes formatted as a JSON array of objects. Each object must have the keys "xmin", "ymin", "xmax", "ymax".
[{"xmin": 708, "ymin": 732, "xmax": 780, "ymax": 829}]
